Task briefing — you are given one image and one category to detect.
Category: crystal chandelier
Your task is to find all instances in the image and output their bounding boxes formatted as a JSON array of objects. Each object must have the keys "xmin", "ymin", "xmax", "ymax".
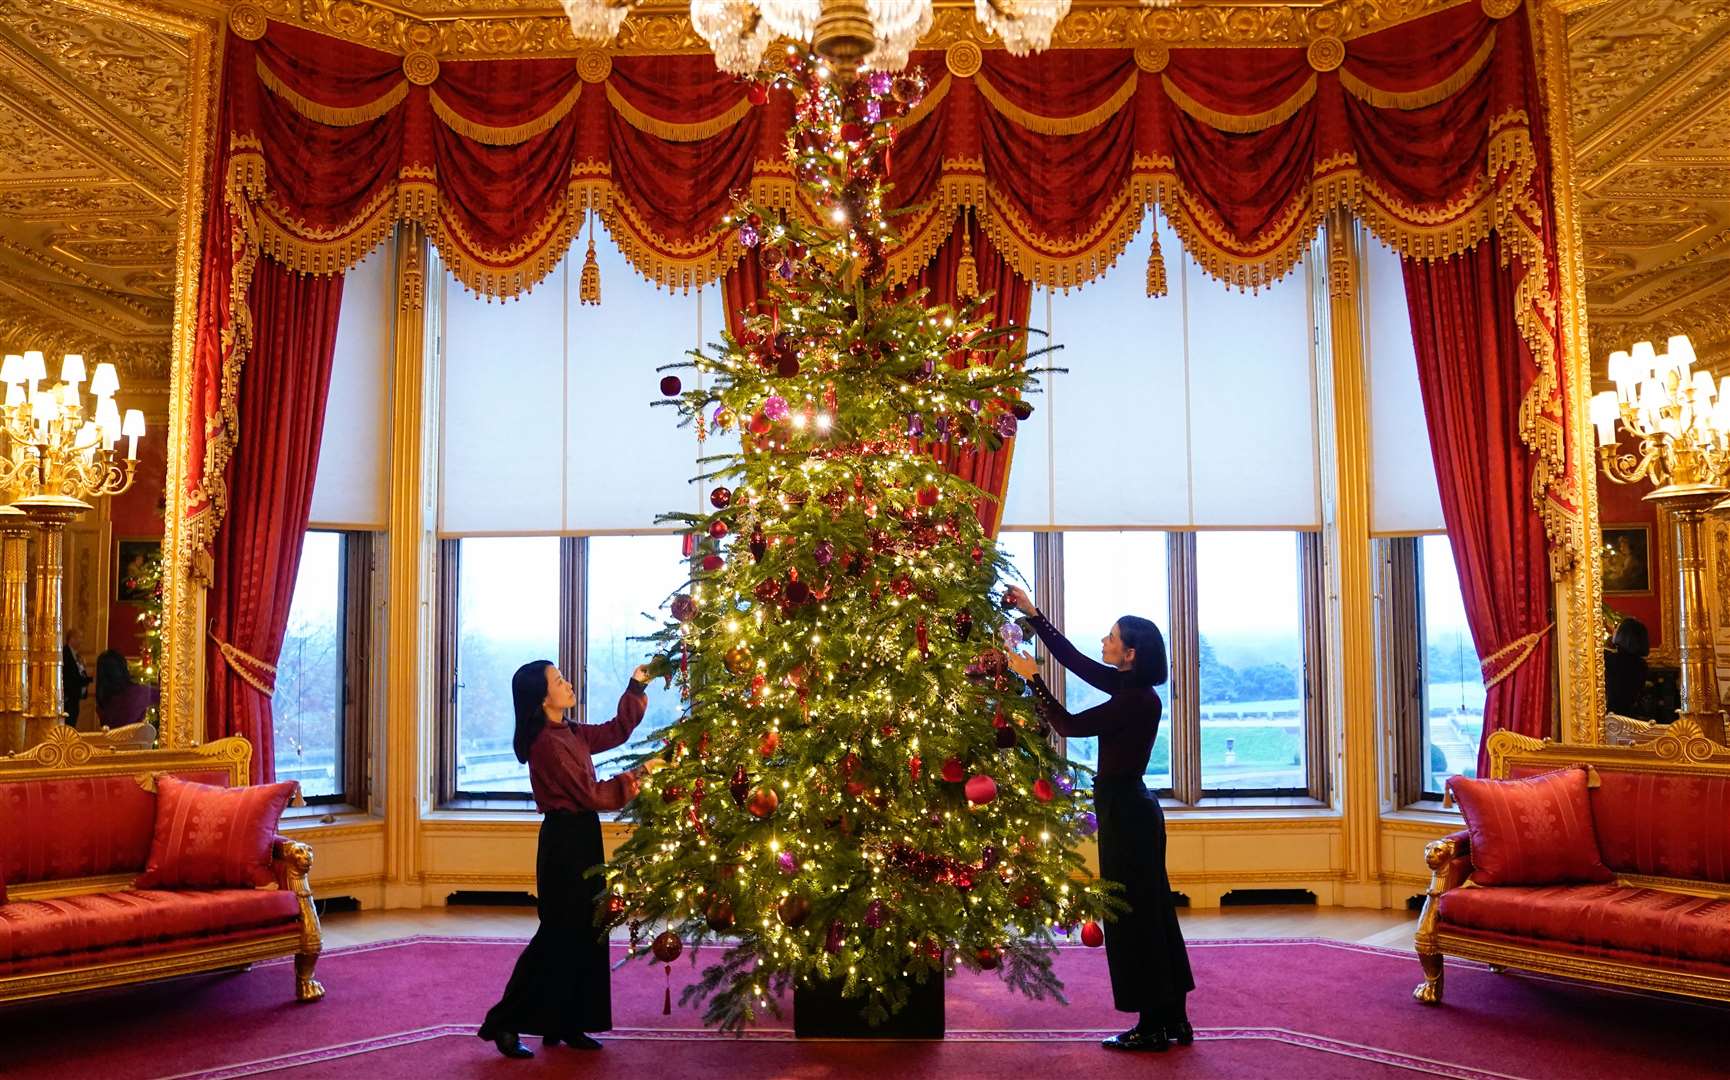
[
  {"xmin": 561, "ymin": 0, "xmax": 1123, "ymax": 73},
  {"xmin": 1591, "ymin": 335, "xmax": 1727, "ymax": 492},
  {"xmin": 0, "ymin": 351, "xmax": 145, "ymax": 504}
]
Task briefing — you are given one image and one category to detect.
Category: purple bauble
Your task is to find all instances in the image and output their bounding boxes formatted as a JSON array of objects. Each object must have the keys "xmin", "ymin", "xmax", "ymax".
[
  {"xmin": 869, "ymin": 71, "xmax": 894, "ymax": 95},
  {"xmin": 1055, "ymin": 773, "xmax": 1074, "ymax": 794},
  {"xmin": 779, "ymin": 851, "xmax": 798, "ymax": 874},
  {"xmin": 933, "ymin": 416, "xmax": 952, "ymax": 440},
  {"xmin": 738, "ymin": 222, "xmax": 760, "ymax": 247},
  {"xmin": 863, "ymin": 899, "xmax": 885, "ymax": 929},
  {"xmin": 777, "ymin": 259, "xmax": 796, "ymax": 280},
  {"xmin": 763, "ymin": 395, "xmax": 790, "ymax": 422},
  {"xmin": 814, "ymin": 540, "xmax": 835, "ymax": 567},
  {"xmin": 1079, "ymin": 812, "xmax": 1099, "ymax": 837},
  {"xmin": 995, "ymin": 413, "xmax": 1018, "ymax": 438},
  {"xmin": 906, "ymin": 413, "xmax": 924, "ymax": 437},
  {"xmin": 863, "ymin": 98, "xmax": 882, "ymax": 123},
  {"xmin": 998, "ymin": 621, "xmax": 1024, "ymax": 650},
  {"xmin": 966, "ymin": 398, "xmax": 982, "ymax": 414}
]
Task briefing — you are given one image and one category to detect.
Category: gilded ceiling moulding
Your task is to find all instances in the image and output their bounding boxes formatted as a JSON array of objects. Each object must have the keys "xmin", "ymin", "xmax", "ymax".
[{"xmin": 240, "ymin": 0, "xmax": 1481, "ymax": 61}]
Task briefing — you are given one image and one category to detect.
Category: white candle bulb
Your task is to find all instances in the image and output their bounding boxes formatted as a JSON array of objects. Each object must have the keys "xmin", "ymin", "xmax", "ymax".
[
  {"xmin": 59, "ymin": 354, "xmax": 85, "ymax": 386},
  {"xmin": 121, "ymin": 408, "xmax": 144, "ymax": 461}
]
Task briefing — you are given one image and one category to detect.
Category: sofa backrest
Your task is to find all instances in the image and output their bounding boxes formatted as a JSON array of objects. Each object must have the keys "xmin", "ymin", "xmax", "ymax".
[
  {"xmin": 0, "ymin": 730, "xmax": 252, "ymax": 894},
  {"xmin": 1489, "ymin": 724, "xmax": 1730, "ymax": 886}
]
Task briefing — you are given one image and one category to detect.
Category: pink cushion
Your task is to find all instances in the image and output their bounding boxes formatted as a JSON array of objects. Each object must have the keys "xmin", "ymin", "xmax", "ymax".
[
  {"xmin": 134, "ymin": 777, "xmax": 295, "ymax": 890},
  {"xmin": 1437, "ymin": 883, "xmax": 1730, "ymax": 966},
  {"xmin": 0, "ymin": 888, "xmax": 299, "ymax": 963},
  {"xmin": 1589, "ymin": 768, "xmax": 1730, "ymax": 885},
  {"xmin": 0, "ymin": 770, "xmax": 231, "ymax": 886},
  {"xmin": 1448, "ymin": 766, "xmax": 1614, "ymax": 886}
]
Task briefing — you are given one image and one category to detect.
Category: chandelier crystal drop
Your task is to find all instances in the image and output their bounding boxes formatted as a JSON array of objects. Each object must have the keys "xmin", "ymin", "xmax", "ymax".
[{"xmin": 562, "ymin": 0, "xmax": 1083, "ymax": 71}]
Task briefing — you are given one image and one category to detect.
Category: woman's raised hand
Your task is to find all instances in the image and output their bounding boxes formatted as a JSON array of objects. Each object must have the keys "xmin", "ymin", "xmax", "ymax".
[
  {"xmin": 619, "ymin": 770, "xmax": 643, "ymax": 801},
  {"xmin": 1002, "ymin": 585, "xmax": 1036, "ymax": 616},
  {"xmin": 1005, "ymin": 650, "xmax": 1039, "ymax": 680}
]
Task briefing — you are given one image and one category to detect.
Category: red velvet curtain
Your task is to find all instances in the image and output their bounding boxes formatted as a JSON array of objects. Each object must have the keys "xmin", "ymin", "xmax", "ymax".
[
  {"xmin": 203, "ymin": 260, "xmax": 344, "ymax": 783},
  {"xmin": 913, "ymin": 215, "xmax": 1032, "ymax": 538},
  {"xmin": 1403, "ymin": 235, "xmax": 1553, "ymax": 775}
]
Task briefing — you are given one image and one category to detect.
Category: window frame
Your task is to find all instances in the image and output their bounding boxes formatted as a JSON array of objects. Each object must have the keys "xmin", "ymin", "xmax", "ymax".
[{"xmin": 278, "ymin": 528, "xmax": 374, "ymax": 811}]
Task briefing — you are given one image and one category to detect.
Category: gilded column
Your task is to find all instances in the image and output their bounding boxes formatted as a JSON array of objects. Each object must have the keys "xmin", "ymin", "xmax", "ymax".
[
  {"xmin": 1534, "ymin": 0, "xmax": 1607, "ymax": 741},
  {"xmin": 384, "ymin": 225, "xmax": 436, "ymax": 907},
  {"xmin": 0, "ymin": 507, "xmax": 30, "ymax": 752},
  {"xmin": 1320, "ymin": 213, "xmax": 1384, "ymax": 906},
  {"xmin": 18, "ymin": 496, "xmax": 88, "ymax": 748}
]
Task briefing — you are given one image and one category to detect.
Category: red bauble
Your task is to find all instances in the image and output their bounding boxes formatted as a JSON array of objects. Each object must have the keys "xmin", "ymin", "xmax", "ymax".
[
  {"xmin": 776, "ymin": 355, "xmax": 801, "ymax": 378},
  {"xmin": 702, "ymin": 553, "xmax": 725, "ymax": 572},
  {"xmin": 604, "ymin": 893, "xmax": 628, "ymax": 920},
  {"xmin": 652, "ymin": 930, "xmax": 683, "ymax": 963},
  {"xmin": 706, "ymin": 898, "xmax": 735, "ymax": 931},
  {"xmin": 953, "ymin": 610, "xmax": 973, "ymax": 639},
  {"xmin": 730, "ymin": 764, "xmax": 750, "ymax": 806},
  {"xmin": 777, "ymin": 894, "xmax": 812, "ymax": 928},
  {"xmin": 754, "ymin": 578, "xmax": 781, "ymax": 603},
  {"xmin": 746, "ymin": 786, "xmax": 780, "ymax": 818},
  {"xmin": 660, "ymin": 375, "xmax": 683, "ymax": 396},
  {"xmin": 1014, "ymin": 883, "xmax": 1038, "ymax": 908},
  {"xmin": 825, "ymin": 919, "xmax": 846, "ymax": 954},
  {"xmin": 1012, "ymin": 400, "xmax": 1035, "ymax": 420},
  {"xmin": 746, "ymin": 81, "xmax": 769, "ymax": 106},
  {"xmin": 750, "ymin": 412, "xmax": 773, "ymax": 435},
  {"xmin": 1080, "ymin": 921, "xmax": 1104, "ymax": 948},
  {"xmin": 1033, "ymin": 779, "xmax": 1055, "ymax": 802},
  {"xmin": 708, "ymin": 519, "xmax": 729, "ymax": 539},
  {"xmin": 976, "ymin": 946, "xmax": 1001, "ymax": 970},
  {"xmin": 785, "ymin": 579, "xmax": 813, "ymax": 605},
  {"xmin": 710, "ymin": 486, "xmax": 732, "ymax": 509},
  {"xmin": 915, "ymin": 485, "xmax": 940, "ymax": 508},
  {"xmin": 670, "ymin": 593, "xmax": 696, "ymax": 622},
  {"xmin": 844, "ymin": 780, "xmax": 866, "ymax": 798},
  {"xmin": 941, "ymin": 757, "xmax": 964, "ymax": 784},
  {"xmin": 759, "ymin": 730, "xmax": 781, "ymax": 757},
  {"xmin": 964, "ymin": 774, "xmax": 998, "ymax": 805},
  {"xmin": 892, "ymin": 575, "xmax": 914, "ymax": 597},
  {"xmin": 661, "ymin": 784, "xmax": 685, "ymax": 804}
]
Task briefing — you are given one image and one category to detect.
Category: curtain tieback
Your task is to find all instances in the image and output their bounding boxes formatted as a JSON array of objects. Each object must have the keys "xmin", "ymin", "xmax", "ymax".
[
  {"xmin": 1479, "ymin": 623, "xmax": 1553, "ymax": 690},
  {"xmin": 211, "ymin": 630, "xmax": 278, "ymax": 696}
]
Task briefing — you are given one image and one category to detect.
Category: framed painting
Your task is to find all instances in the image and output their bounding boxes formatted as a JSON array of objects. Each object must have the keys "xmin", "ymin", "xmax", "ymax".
[
  {"xmin": 1601, "ymin": 524, "xmax": 1653, "ymax": 596},
  {"xmin": 115, "ymin": 538, "xmax": 161, "ymax": 604}
]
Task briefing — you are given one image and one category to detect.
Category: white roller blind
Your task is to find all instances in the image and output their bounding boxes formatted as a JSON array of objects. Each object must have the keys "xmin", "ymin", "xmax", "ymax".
[
  {"xmin": 310, "ymin": 242, "xmax": 393, "ymax": 528},
  {"xmin": 1363, "ymin": 232, "xmax": 1444, "ymax": 534},
  {"xmin": 1004, "ymin": 214, "xmax": 1319, "ymax": 529},
  {"xmin": 439, "ymin": 235, "xmax": 714, "ymax": 534}
]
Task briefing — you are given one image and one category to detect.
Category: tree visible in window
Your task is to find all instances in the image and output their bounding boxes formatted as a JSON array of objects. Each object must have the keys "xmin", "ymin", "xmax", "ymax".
[{"xmin": 607, "ymin": 66, "xmax": 1115, "ymax": 1032}]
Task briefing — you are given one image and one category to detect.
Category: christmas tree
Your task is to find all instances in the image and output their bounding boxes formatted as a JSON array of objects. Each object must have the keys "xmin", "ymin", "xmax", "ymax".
[{"xmin": 605, "ymin": 54, "xmax": 1116, "ymax": 1033}]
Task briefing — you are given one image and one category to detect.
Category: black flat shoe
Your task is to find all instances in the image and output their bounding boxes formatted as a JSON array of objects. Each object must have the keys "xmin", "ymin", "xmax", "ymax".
[
  {"xmin": 546, "ymin": 1033, "xmax": 603, "ymax": 1050},
  {"xmin": 1169, "ymin": 1019, "xmax": 1195, "ymax": 1046},
  {"xmin": 1102, "ymin": 1027, "xmax": 1169, "ymax": 1052},
  {"xmin": 477, "ymin": 1026, "xmax": 533, "ymax": 1058}
]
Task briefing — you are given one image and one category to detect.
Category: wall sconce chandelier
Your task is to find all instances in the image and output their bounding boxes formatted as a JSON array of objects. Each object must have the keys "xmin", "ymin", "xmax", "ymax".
[{"xmin": 563, "ymin": 0, "xmax": 1175, "ymax": 73}]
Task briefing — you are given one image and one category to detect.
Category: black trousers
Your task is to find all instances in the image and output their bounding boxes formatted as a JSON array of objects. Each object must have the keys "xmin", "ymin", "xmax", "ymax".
[
  {"xmin": 1094, "ymin": 775, "xmax": 1195, "ymax": 1014},
  {"xmin": 482, "ymin": 810, "xmax": 612, "ymax": 1035}
]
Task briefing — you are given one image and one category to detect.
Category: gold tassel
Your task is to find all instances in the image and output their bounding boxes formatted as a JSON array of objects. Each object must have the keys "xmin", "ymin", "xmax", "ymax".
[
  {"xmin": 291, "ymin": 781, "xmax": 306, "ymax": 808},
  {"xmin": 1146, "ymin": 227, "xmax": 1167, "ymax": 298},
  {"xmin": 579, "ymin": 215, "xmax": 601, "ymax": 306},
  {"xmin": 956, "ymin": 211, "xmax": 980, "ymax": 301}
]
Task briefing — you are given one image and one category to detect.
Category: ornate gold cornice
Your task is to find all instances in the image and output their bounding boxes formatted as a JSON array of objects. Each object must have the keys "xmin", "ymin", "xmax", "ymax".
[{"xmin": 235, "ymin": 0, "xmax": 1477, "ymax": 60}]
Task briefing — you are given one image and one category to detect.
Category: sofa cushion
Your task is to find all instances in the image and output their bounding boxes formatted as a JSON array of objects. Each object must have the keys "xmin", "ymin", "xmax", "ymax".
[
  {"xmin": 1437, "ymin": 883, "xmax": 1730, "ymax": 966},
  {"xmin": 1448, "ymin": 766, "xmax": 1614, "ymax": 886},
  {"xmin": 0, "ymin": 770, "xmax": 232, "ymax": 887},
  {"xmin": 0, "ymin": 888, "xmax": 300, "ymax": 963},
  {"xmin": 1589, "ymin": 768, "xmax": 1730, "ymax": 885},
  {"xmin": 135, "ymin": 777, "xmax": 296, "ymax": 890}
]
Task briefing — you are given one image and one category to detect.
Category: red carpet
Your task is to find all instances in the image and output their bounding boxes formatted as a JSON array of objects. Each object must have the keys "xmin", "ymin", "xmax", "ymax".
[{"xmin": 3, "ymin": 937, "xmax": 1725, "ymax": 1078}]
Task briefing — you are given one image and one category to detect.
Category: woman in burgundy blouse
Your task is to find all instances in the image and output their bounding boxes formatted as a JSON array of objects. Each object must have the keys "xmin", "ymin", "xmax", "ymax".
[
  {"xmin": 478, "ymin": 659, "xmax": 651, "ymax": 1058},
  {"xmin": 1002, "ymin": 585, "xmax": 1195, "ymax": 1053}
]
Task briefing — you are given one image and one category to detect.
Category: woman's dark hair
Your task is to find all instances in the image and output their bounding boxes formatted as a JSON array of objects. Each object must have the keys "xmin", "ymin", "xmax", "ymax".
[
  {"xmin": 1115, "ymin": 615, "xmax": 1168, "ymax": 688},
  {"xmin": 1612, "ymin": 617, "xmax": 1650, "ymax": 659},
  {"xmin": 512, "ymin": 660, "xmax": 557, "ymax": 764},
  {"xmin": 94, "ymin": 649, "xmax": 134, "ymax": 708}
]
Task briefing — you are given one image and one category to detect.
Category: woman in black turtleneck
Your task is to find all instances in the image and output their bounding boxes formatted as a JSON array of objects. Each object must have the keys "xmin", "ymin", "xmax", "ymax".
[{"xmin": 1002, "ymin": 585, "xmax": 1195, "ymax": 1053}]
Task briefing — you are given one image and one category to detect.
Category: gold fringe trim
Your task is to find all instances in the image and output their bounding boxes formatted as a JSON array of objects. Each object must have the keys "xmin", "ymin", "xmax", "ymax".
[
  {"xmin": 1480, "ymin": 623, "xmax": 1552, "ymax": 690},
  {"xmin": 1162, "ymin": 73, "xmax": 1316, "ymax": 134},
  {"xmin": 979, "ymin": 180, "xmax": 1151, "ymax": 292},
  {"xmin": 604, "ymin": 82, "xmax": 751, "ymax": 142},
  {"xmin": 256, "ymin": 57, "xmax": 407, "ymax": 127},
  {"xmin": 880, "ymin": 171, "xmax": 987, "ymax": 288},
  {"xmin": 429, "ymin": 83, "xmax": 581, "ymax": 147},
  {"xmin": 975, "ymin": 71, "xmax": 1137, "ymax": 136},
  {"xmin": 212, "ymin": 632, "xmax": 278, "ymax": 696},
  {"xmin": 956, "ymin": 208, "xmax": 979, "ymax": 299},
  {"xmin": 1340, "ymin": 28, "xmax": 1497, "ymax": 111},
  {"xmin": 889, "ymin": 74, "xmax": 950, "ymax": 132}
]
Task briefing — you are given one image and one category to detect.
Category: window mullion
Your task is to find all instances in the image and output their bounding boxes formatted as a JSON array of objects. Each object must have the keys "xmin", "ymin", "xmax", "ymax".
[
  {"xmin": 434, "ymin": 537, "xmax": 461, "ymax": 805},
  {"xmin": 564, "ymin": 536, "xmax": 584, "ymax": 723},
  {"xmin": 1169, "ymin": 531, "xmax": 1201, "ymax": 804}
]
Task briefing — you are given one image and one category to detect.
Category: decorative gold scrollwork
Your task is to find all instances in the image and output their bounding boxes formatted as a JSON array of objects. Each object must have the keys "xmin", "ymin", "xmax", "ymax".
[
  {"xmin": 229, "ymin": 3, "xmax": 268, "ymax": 41},
  {"xmin": 576, "ymin": 48, "xmax": 613, "ymax": 84},
  {"xmin": 1307, "ymin": 36, "xmax": 1346, "ymax": 73},
  {"xmin": 1134, "ymin": 44, "xmax": 1170, "ymax": 74},
  {"xmin": 402, "ymin": 50, "xmax": 439, "ymax": 86},
  {"xmin": 946, "ymin": 41, "xmax": 983, "ymax": 79}
]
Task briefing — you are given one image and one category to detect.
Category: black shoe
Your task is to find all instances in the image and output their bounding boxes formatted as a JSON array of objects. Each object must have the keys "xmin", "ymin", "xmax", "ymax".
[
  {"xmin": 1103, "ymin": 1026, "xmax": 1169, "ymax": 1052},
  {"xmin": 547, "ymin": 1033, "xmax": 603, "ymax": 1050},
  {"xmin": 477, "ymin": 1026, "xmax": 533, "ymax": 1058},
  {"xmin": 1169, "ymin": 1019, "xmax": 1195, "ymax": 1046}
]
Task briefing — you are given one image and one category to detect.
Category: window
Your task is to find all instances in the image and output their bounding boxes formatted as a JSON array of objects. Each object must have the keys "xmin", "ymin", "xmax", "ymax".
[
  {"xmin": 1419, "ymin": 535, "xmax": 1483, "ymax": 791},
  {"xmin": 587, "ymin": 534, "xmax": 687, "ymax": 775},
  {"xmin": 1061, "ymin": 531, "xmax": 1171, "ymax": 791},
  {"xmin": 272, "ymin": 530, "xmax": 372, "ymax": 807},
  {"xmin": 449, "ymin": 537, "xmax": 561, "ymax": 797},
  {"xmin": 1196, "ymin": 532, "xmax": 1308, "ymax": 794}
]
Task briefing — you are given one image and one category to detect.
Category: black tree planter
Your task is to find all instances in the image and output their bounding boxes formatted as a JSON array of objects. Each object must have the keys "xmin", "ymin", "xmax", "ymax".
[{"xmin": 793, "ymin": 970, "xmax": 945, "ymax": 1038}]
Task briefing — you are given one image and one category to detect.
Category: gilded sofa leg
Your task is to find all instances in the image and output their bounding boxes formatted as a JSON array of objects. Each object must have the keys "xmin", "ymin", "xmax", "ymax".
[
  {"xmin": 1413, "ymin": 950, "xmax": 1444, "ymax": 1004},
  {"xmin": 276, "ymin": 838, "xmax": 326, "ymax": 1003}
]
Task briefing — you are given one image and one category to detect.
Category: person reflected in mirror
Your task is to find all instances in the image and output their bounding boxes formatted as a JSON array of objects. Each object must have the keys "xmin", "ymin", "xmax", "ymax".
[
  {"xmin": 62, "ymin": 628, "xmax": 92, "ymax": 727},
  {"xmin": 1604, "ymin": 616, "xmax": 1650, "ymax": 720},
  {"xmin": 94, "ymin": 649, "xmax": 159, "ymax": 729},
  {"xmin": 1002, "ymin": 584, "xmax": 1194, "ymax": 1053}
]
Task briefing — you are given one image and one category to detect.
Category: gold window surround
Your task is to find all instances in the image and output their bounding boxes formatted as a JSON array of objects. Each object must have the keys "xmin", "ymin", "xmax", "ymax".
[{"xmin": 31, "ymin": 0, "xmax": 1595, "ymax": 757}]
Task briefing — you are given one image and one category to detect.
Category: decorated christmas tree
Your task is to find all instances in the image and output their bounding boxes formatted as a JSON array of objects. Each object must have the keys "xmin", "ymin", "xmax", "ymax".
[{"xmin": 605, "ymin": 54, "xmax": 1115, "ymax": 1032}]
